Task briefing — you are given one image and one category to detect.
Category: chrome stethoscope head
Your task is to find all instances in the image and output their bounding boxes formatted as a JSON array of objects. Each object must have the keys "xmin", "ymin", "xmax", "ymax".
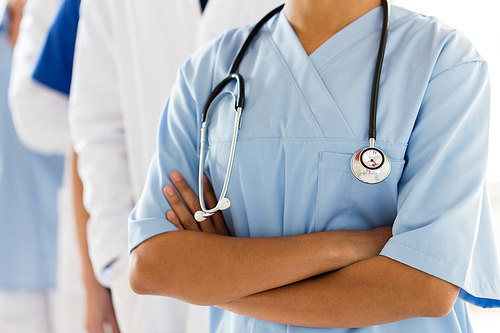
[
  {"xmin": 350, "ymin": 0, "xmax": 391, "ymax": 184},
  {"xmin": 351, "ymin": 138, "xmax": 391, "ymax": 184},
  {"xmin": 195, "ymin": 74, "xmax": 244, "ymax": 222}
]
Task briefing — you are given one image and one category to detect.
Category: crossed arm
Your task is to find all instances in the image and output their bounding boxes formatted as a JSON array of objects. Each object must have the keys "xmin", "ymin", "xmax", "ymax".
[{"xmin": 129, "ymin": 171, "xmax": 459, "ymax": 328}]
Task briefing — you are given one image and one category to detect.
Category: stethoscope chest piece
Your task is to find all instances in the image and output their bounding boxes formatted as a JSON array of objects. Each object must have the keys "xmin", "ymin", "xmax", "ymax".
[{"xmin": 351, "ymin": 145, "xmax": 391, "ymax": 184}]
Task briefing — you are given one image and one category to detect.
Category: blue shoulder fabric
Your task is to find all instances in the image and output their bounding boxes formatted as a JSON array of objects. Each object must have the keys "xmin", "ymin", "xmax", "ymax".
[{"xmin": 32, "ymin": 0, "xmax": 81, "ymax": 95}]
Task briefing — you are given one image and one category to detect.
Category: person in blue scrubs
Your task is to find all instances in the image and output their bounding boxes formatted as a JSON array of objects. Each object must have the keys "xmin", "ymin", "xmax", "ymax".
[
  {"xmin": 133, "ymin": 0, "xmax": 499, "ymax": 332},
  {"xmin": 0, "ymin": 1, "xmax": 64, "ymax": 331}
]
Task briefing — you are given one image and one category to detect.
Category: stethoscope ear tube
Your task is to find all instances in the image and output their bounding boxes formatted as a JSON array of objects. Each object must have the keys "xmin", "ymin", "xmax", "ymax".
[
  {"xmin": 230, "ymin": 4, "xmax": 285, "ymax": 74},
  {"xmin": 369, "ymin": 0, "xmax": 390, "ymax": 140},
  {"xmin": 202, "ymin": 73, "xmax": 245, "ymax": 123},
  {"xmin": 351, "ymin": 0, "xmax": 392, "ymax": 184},
  {"xmin": 196, "ymin": 100, "xmax": 243, "ymax": 222}
]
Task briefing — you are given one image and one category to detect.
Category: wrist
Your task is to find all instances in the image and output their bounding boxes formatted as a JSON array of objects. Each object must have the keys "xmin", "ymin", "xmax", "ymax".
[{"xmin": 82, "ymin": 269, "xmax": 101, "ymax": 288}]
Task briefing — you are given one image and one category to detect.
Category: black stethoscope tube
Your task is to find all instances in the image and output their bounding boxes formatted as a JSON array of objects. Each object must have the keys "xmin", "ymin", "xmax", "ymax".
[
  {"xmin": 229, "ymin": 4, "xmax": 285, "ymax": 74},
  {"xmin": 369, "ymin": 0, "xmax": 390, "ymax": 140},
  {"xmin": 202, "ymin": 73, "xmax": 245, "ymax": 123},
  {"xmin": 197, "ymin": 1, "xmax": 392, "ymax": 221}
]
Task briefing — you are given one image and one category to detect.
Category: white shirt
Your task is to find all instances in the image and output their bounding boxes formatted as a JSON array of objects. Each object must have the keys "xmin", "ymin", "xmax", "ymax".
[{"xmin": 8, "ymin": 0, "xmax": 69, "ymax": 155}]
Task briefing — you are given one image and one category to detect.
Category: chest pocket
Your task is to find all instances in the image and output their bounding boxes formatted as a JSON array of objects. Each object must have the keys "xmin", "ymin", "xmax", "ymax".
[{"xmin": 316, "ymin": 151, "xmax": 405, "ymax": 232}]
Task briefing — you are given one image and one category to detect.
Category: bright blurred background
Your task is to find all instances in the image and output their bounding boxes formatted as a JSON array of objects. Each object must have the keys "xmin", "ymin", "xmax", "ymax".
[{"xmin": 394, "ymin": 0, "xmax": 500, "ymax": 331}]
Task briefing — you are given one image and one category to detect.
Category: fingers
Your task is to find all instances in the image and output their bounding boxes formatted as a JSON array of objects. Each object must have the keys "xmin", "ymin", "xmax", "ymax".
[
  {"xmin": 170, "ymin": 171, "xmax": 201, "ymax": 214},
  {"xmin": 164, "ymin": 185, "xmax": 200, "ymax": 231},
  {"xmin": 167, "ymin": 171, "xmax": 221, "ymax": 233},
  {"xmin": 164, "ymin": 171, "xmax": 230, "ymax": 235}
]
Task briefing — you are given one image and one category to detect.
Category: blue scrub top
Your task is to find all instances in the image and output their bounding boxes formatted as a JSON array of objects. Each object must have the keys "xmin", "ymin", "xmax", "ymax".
[
  {"xmin": 0, "ymin": 12, "xmax": 64, "ymax": 290},
  {"xmin": 32, "ymin": 0, "xmax": 81, "ymax": 95},
  {"xmin": 130, "ymin": 5, "xmax": 500, "ymax": 333}
]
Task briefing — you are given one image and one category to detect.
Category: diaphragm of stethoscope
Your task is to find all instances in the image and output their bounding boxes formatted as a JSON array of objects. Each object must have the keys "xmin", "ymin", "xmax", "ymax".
[{"xmin": 351, "ymin": 146, "xmax": 391, "ymax": 184}]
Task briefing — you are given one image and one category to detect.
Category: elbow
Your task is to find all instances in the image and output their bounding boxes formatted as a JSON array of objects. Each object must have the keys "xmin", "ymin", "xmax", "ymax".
[
  {"xmin": 128, "ymin": 248, "xmax": 217, "ymax": 305},
  {"xmin": 8, "ymin": 84, "xmax": 70, "ymax": 155},
  {"xmin": 128, "ymin": 249, "xmax": 151, "ymax": 295},
  {"xmin": 128, "ymin": 237, "xmax": 219, "ymax": 306},
  {"xmin": 420, "ymin": 281, "xmax": 460, "ymax": 318},
  {"xmin": 129, "ymin": 245, "xmax": 171, "ymax": 297}
]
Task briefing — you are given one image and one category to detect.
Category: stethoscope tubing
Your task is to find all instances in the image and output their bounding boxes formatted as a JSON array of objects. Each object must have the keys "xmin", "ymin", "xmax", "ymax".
[
  {"xmin": 369, "ymin": 0, "xmax": 390, "ymax": 140},
  {"xmin": 196, "ymin": 0, "xmax": 392, "ymax": 220},
  {"xmin": 197, "ymin": 91, "xmax": 242, "ymax": 221}
]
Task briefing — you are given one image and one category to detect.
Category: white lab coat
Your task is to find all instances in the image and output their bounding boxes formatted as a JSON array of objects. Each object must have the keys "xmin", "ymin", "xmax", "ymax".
[
  {"xmin": 70, "ymin": 0, "xmax": 284, "ymax": 279},
  {"xmin": 10, "ymin": 0, "xmax": 283, "ymax": 332},
  {"xmin": 70, "ymin": 0, "xmax": 282, "ymax": 332}
]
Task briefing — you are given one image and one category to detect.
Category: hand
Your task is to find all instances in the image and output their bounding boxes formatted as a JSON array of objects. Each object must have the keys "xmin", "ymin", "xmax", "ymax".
[
  {"xmin": 84, "ymin": 278, "xmax": 120, "ymax": 333},
  {"xmin": 164, "ymin": 171, "xmax": 230, "ymax": 235}
]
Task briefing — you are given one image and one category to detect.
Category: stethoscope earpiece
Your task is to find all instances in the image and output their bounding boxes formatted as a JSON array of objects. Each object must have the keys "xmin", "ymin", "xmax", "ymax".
[
  {"xmin": 194, "ymin": 211, "xmax": 206, "ymax": 222},
  {"xmin": 194, "ymin": 198, "xmax": 231, "ymax": 222}
]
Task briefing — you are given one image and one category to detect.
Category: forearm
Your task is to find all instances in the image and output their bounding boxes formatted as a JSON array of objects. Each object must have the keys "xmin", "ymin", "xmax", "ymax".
[
  {"xmin": 71, "ymin": 149, "xmax": 95, "ymax": 284},
  {"xmin": 129, "ymin": 226, "xmax": 390, "ymax": 305},
  {"xmin": 7, "ymin": 0, "xmax": 26, "ymax": 47},
  {"xmin": 218, "ymin": 255, "xmax": 460, "ymax": 328}
]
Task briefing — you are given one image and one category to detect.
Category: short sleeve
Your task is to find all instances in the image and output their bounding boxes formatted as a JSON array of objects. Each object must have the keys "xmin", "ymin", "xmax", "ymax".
[
  {"xmin": 128, "ymin": 33, "xmax": 228, "ymax": 252},
  {"xmin": 128, "ymin": 68, "xmax": 203, "ymax": 251},
  {"xmin": 380, "ymin": 60, "xmax": 500, "ymax": 307}
]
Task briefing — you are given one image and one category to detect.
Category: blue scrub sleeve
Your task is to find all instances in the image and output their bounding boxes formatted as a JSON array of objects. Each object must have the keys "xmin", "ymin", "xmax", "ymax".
[
  {"xmin": 380, "ymin": 58, "xmax": 500, "ymax": 307},
  {"xmin": 32, "ymin": 0, "xmax": 80, "ymax": 95},
  {"xmin": 129, "ymin": 69, "xmax": 204, "ymax": 251},
  {"xmin": 128, "ymin": 34, "xmax": 227, "ymax": 251}
]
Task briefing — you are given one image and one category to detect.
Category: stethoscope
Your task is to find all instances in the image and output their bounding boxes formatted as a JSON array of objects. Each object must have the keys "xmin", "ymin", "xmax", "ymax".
[{"xmin": 195, "ymin": 0, "xmax": 391, "ymax": 222}]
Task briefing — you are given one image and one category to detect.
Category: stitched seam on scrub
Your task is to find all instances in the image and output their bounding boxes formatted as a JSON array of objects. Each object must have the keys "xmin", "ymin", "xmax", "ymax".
[
  {"xmin": 429, "ymin": 60, "xmax": 487, "ymax": 83},
  {"xmin": 262, "ymin": 19, "xmax": 326, "ymax": 138},
  {"xmin": 389, "ymin": 239, "xmax": 467, "ymax": 274},
  {"xmin": 208, "ymin": 137, "xmax": 409, "ymax": 147},
  {"xmin": 316, "ymin": 11, "xmax": 421, "ymax": 73}
]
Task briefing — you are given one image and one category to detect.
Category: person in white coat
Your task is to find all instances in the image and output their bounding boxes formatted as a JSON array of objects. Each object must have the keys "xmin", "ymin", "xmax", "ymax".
[{"xmin": 69, "ymin": 0, "xmax": 283, "ymax": 332}]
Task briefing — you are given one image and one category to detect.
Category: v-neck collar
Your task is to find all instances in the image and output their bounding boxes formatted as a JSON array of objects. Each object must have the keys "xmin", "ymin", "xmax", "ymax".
[
  {"xmin": 308, "ymin": 6, "xmax": 385, "ymax": 72},
  {"xmin": 265, "ymin": 10, "xmax": 391, "ymax": 140},
  {"xmin": 267, "ymin": 6, "xmax": 386, "ymax": 71}
]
